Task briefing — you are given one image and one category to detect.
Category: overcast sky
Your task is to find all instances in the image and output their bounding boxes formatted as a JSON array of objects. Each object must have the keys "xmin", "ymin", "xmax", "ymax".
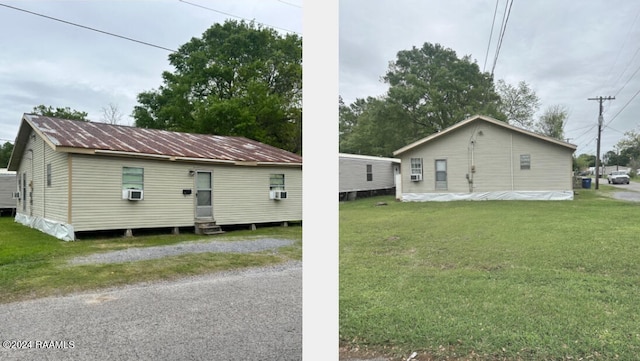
[
  {"xmin": 0, "ymin": 0, "xmax": 301, "ymax": 144},
  {"xmin": 339, "ymin": 0, "xmax": 640, "ymax": 156}
]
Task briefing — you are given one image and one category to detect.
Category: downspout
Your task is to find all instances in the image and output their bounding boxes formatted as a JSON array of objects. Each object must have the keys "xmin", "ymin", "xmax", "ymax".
[
  {"xmin": 510, "ymin": 134, "xmax": 514, "ymax": 190},
  {"xmin": 467, "ymin": 126, "xmax": 478, "ymax": 193},
  {"xmin": 43, "ymin": 138, "xmax": 46, "ymax": 218},
  {"xmin": 27, "ymin": 148, "xmax": 33, "ymax": 217}
]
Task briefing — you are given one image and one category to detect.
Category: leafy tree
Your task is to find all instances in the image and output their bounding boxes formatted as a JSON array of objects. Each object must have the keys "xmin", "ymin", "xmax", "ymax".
[
  {"xmin": 576, "ymin": 153, "xmax": 596, "ymax": 168},
  {"xmin": 383, "ymin": 42, "xmax": 505, "ymax": 136},
  {"xmin": 495, "ymin": 79, "xmax": 540, "ymax": 129},
  {"xmin": 339, "ymin": 97, "xmax": 419, "ymax": 157},
  {"xmin": 339, "ymin": 96, "xmax": 370, "ymax": 152},
  {"xmin": 32, "ymin": 105, "xmax": 89, "ymax": 121},
  {"xmin": 615, "ymin": 129, "xmax": 640, "ymax": 165},
  {"xmin": 133, "ymin": 20, "xmax": 302, "ymax": 154},
  {"xmin": 535, "ymin": 104, "xmax": 568, "ymax": 140},
  {"xmin": 0, "ymin": 141, "xmax": 13, "ymax": 168}
]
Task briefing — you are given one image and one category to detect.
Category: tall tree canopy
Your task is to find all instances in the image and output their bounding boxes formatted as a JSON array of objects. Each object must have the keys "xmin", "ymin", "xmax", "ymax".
[
  {"xmin": 133, "ymin": 20, "xmax": 302, "ymax": 154},
  {"xmin": 536, "ymin": 104, "xmax": 568, "ymax": 141},
  {"xmin": 495, "ymin": 79, "xmax": 540, "ymax": 129},
  {"xmin": 340, "ymin": 43, "xmax": 505, "ymax": 156},
  {"xmin": 383, "ymin": 43, "xmax": 504, "ymax": 134},
  {"xmin": 0, "ymin": 141, "xmax": 13, "ymax": 168},
  {"xmin": 32, "ymin": 105, "xmax": 89, "ymax": 121}
]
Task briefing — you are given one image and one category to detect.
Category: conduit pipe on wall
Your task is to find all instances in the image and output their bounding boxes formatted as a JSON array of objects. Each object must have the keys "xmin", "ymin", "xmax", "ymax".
[{"xmin": 510, "ymin": 134, "xmax": 514, "ymax": 190}]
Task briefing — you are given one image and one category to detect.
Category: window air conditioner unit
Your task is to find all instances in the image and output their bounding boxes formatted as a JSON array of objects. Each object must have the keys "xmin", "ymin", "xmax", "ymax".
[
  {"xmin": 410, "ymin": 174, "xmax": 422, "ymax": 181},
  {"xmin": 11, "ymin": 191, "xmax": 20, "ymax": 199},
  {"xmin": 269, "ymin": 190, "xmax": 287, "ymax": 200},
  {"xmin": 127, "ymin": 189, "xmax": 144, "ymax": 201}
]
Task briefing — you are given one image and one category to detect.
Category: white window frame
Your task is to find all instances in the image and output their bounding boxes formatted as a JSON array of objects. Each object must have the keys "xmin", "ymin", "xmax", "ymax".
[
  {"xmin": 435, "ymin": 159, "xmax": 447, "ymax": 190},
  {"xmin": 270, "ymin": 174, "xmax": 285, "ymax": 190},
  {"xmin": 122, "ymin": 167, "xmax": 144, "ymax": 190},
  {"xmin": 366, "ymin": 164, "xmax": 373, "ymax": 182},
  {"xmin": 410, "ymin": 158, "xmax": 423, "ymax": 175}
]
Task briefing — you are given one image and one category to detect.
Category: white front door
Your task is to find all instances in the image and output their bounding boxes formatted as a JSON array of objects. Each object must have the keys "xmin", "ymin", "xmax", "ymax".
[{"xmin": 195, "ymin": 171, "xmax": 213, "ymax": 219}]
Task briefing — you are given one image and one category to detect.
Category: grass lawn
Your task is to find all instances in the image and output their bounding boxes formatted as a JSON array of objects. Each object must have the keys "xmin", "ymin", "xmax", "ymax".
[
  {"xmin": 0, "ymin": 219, "xmax": 301, "ymax": 304},
  {"xmin": 340, "ymin": 187, "xmax": 640, "ymax": 360}
]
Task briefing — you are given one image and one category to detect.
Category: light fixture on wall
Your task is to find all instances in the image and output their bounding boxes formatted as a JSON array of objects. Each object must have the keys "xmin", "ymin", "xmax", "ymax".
[{"xmin": 188, "ymin": 170, "xmax": 195, "ymax": 176}]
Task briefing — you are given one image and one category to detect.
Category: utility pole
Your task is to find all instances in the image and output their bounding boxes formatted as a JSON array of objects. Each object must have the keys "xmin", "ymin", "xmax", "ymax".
[{"xmin": 588, "ymin": 96, "xmax": 615, "ymax": 189}]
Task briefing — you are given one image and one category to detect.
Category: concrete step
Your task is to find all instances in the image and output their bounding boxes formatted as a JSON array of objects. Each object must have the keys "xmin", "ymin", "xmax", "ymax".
[{"xmin": 195, "ymin": 222, "xmax": 225, "ymax": 235}]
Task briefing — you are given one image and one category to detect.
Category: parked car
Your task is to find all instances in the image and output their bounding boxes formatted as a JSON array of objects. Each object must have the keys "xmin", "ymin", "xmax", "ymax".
[{"xmin": 608, "ymin": 170, "xmax": 630, "ymax": 184}]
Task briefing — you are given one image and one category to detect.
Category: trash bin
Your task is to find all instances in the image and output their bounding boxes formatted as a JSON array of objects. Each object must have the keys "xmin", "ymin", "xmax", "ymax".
[{"xmin": 582, "ymin": 177, "xmax": 592, "ymax": 189}]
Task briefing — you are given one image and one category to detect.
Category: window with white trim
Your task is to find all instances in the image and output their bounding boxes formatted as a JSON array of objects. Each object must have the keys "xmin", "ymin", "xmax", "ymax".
[
  {"xmin": 410, "ymin": 158, "xmax": 423, "ymax": 175},
  {"xmin": 270, "ymin": 174, "xmax": 285, "ymax": 190},
  {"xmin": 520, "ymin": 154, "xmax": 531, "ymax": 170},
  {"xmin": 122, "ymin": 167, "xmax": 144, "ymax": 190},
  {"xmin": 366, "ymin": 164, "xmax": 373, "ymax": 181},
  {"xmin": 435, "ymin": 159, "xmax": 447, "ymax": 190}
]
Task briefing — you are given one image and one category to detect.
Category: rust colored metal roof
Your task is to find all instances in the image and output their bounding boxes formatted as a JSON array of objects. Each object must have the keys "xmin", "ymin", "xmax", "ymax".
[{"xmin": 24, "ymin": 114, "xmax": 302, "ymax": 164}]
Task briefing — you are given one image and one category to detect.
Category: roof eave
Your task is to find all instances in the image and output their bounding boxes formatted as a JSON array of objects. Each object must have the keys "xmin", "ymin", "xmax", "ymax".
[{"xmin": 393, "ymin": 114, "xmax": 577, "ymax": 156}]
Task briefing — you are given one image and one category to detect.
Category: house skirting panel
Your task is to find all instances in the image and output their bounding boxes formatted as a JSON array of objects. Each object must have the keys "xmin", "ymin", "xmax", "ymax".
[
  {"xmin": 15, "ymin": 213, "xmax": 75, "ymax": 241},
  {"xmin": 402, "ymin": 191, "xmax": 574, "ymax": 202}
]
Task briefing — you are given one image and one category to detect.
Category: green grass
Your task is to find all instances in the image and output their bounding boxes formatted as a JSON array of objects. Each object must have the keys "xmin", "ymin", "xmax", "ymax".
[
  {"xmin": 0, "ymin": 219, "xmax": 301, "ymax": 304},
  {"xmin": 340, "ymin": 188, "xmax": 640, "ymax": 360}
]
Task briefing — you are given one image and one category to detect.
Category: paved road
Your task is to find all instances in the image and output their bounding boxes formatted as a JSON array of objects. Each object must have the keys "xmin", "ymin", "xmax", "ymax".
[
  {"xmin": 0, "ymin": 262, "xmax": 301, "ymax": 361},
  {"xmin": 599, "ymin": 178, "xmax": 640, "ymax": 202}
]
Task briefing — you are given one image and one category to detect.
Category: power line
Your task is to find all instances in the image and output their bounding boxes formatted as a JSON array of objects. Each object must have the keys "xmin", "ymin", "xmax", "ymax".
[
  {"xmin": 613, "ymin": 51, "xmax": 640, "ymax": 97},
  {"xmin": 0, "ymin": 3, "xmax": 177, "ymax": 52},
  {"xmin": 178, "ymin": 0, "xmax": 301, "ymax": 35},
  {"xmin": 482, "ymin": 0, "xmax": 500, "ymax": 72},
  {"xmin": 277, "ymin": 0, "xmax": 302, "ymax": 9},
  {"xmin": 606, "ymin": 87, "xmax": 640, "ymax": 127},
  {"xmin": 603, "ymin": 7, "xmax": 640, "ymax": 91},
  {"xmin": 490, "ymin": 0, "xmax": 514, "ymax": 76}
]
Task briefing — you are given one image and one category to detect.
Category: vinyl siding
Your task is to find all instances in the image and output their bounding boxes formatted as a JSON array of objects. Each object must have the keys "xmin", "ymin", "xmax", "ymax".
[
  {"xmin": 400, "ymin": 120, "xmax": 574, "ymax": 193},
  {"xmin": 15, "ymin": 130, "xmax": 60, "ymax": 218},
  {"xmin": 71, "ymin": 154, "xmax": 195, "ymax": 231},
  {"xmin": 42, "ymin": 141, "xmax": 69, "ymax": 222},
  {"xmin": 70, "ymin": 154, "xmax": 302, "ymax": 231},
  {"xmin": 212, "ymin": 165, "xmax": 302, "ymax": 225},
  {"xmin": 339, "ymin": 155, "xmax": 398, "ymax": 192}
]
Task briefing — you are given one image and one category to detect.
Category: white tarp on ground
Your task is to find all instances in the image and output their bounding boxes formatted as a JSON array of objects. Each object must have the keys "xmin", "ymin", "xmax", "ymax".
[
  {"xmin": 402, "ymin": 191, "xmax": 574, "ymax": 202},
  {"xmin": 15, "ymin": 213, "xmax": 75, "ymax": 241}
]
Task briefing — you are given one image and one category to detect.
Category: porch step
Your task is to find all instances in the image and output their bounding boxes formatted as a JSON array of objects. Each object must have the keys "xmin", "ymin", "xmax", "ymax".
[{"xmin": 195, "ymin": 221, "xmax": 225, "ymax": 235}]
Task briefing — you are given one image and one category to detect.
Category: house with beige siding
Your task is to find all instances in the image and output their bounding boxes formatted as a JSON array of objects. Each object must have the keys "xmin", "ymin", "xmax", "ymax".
[
  {"xmin": 393, "ymin": 115, "xmax": 577, "ymax": 201},
  {"xmin": 339, "ymin": 153, "xmax": 400, "ymax": 200},
  {"xmin": 7, "ymin": 114, "xmax": 302, "ymax": 241}
]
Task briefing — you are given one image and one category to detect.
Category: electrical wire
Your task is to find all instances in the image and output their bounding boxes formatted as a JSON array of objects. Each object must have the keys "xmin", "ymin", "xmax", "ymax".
[
  {"xmin": 0, "ymin": 3, "xmax": 177, "ymax": 52},
  {"xmin": 179, "ymin": 0, "xmax": 301, "ymax": 35},
  {"xmin": 490, "ymin": 0, "xmax": 514, "ymax": 76},
  {"xmin": 603, "ymin": 7, "xmax": 640, "ymax": 91},
  {"xmin": 277, "ymin": 0, "xmax": 302, "ymax": 9},
  {"xmin": 605, "ymin": 86, "xmax": 640, "ymax": 127},
  {"xmin": 613, "ymin": 51, "xmax": 640, "ymax": 97},
  {"xmin": 482, "ymin": 0, "xmax": 500, "ymax": 73}
]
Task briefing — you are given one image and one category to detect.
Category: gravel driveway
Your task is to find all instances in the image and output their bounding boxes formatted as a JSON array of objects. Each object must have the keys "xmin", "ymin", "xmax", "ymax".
[{"xmin": 68, "ymin": 238, "xmax": 295, "ymax": 265}]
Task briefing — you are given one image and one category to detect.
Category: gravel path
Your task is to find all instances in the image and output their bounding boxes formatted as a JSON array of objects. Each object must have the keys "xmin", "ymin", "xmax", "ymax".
[{"xmin": 68, "ymin": 238, "xmax": 295, "ymax": 265}]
